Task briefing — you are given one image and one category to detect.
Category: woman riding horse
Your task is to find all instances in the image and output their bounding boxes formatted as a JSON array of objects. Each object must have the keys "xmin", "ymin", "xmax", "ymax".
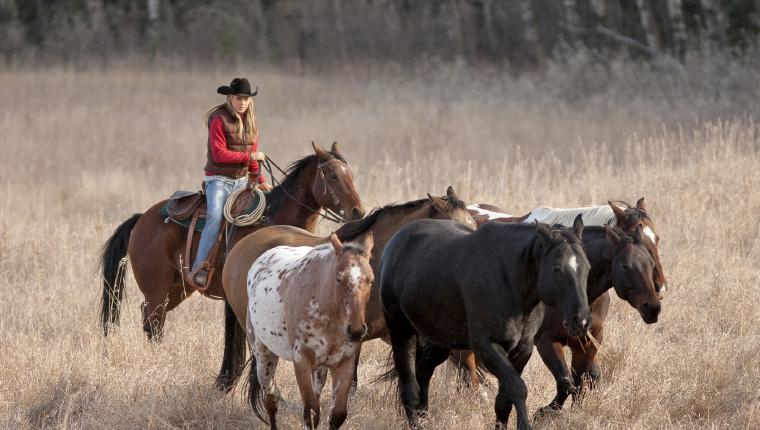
[{"xmin": 192, "ymin": 78, "xmax": 273, "ymax": 287}]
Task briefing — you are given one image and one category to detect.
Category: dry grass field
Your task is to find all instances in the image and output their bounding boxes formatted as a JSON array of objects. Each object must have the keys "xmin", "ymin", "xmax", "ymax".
[{"xmin": 1, "ymin": 54, "xmax": 759, "ymax": 429}]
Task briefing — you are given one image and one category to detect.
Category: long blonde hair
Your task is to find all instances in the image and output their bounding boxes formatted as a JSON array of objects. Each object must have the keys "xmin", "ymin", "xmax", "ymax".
[{"xmin": 203, "ymin": 96, "xmax": 257, "ymax": 142}]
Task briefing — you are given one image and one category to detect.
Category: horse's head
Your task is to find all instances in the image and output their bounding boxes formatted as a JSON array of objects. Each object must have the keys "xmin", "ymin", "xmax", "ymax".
[
  {"xmin": 609, "ymin": 198, "xmax": 667, "ymax": 299},
  {"xmin": 605, "ymin": 226, "xmax": 661, "ymax": 323},
  {"xmin": 534, "ymin": 215, "xmax": 592, "ymax": 337},
  {"xmin": 311, "ymin": 142, "xmax": 365, "ymax": 221},
  {"xmin": 426, "ymin": 186, "xmax": 477, "ymax": 230},
  {"xmin": 331, "ymin": 232, "xmax": 374, "ymax": 342}
]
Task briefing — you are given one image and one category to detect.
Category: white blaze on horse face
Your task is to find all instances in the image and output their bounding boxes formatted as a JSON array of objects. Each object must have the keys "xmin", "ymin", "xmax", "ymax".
[
  {"xmin": 568, "ymin": 255, "xmax": 578, "ymax": 273},
  {"xmin": 643, "ymin": 226, "xmax": 658, "ymax": 247},
  {"xmin": 467, "ymin": 204, "xmax": 513, "ymax": 220},
  {"xmin": 349, "ymin": 265, "xmax": 362, "ymax": 286}
]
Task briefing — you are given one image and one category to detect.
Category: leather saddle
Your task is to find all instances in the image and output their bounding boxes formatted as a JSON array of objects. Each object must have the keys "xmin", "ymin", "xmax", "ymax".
[
  {"xmin": 166, "ymin": 189, "xmax": 259, "ymax": 223},
  {"xmin": 165, "ymin": 187, "xmax": 264, "ymax": 298}
]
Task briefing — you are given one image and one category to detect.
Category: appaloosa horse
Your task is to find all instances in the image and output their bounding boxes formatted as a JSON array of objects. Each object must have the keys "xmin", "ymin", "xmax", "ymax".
[
  {"xmin": 380, "ymin": 217, "xmax": 592, "ymax": 430},
  {"xmin": 247, "ymin": 233, "xmax": 375, "ymax": 429},
  {"xmin": 217, "ymin": 186, "xmax": 476, "ymax": 391},
  {"xmin": 99, "ymin": 142, "xmax": 364, "ymax": 341}
]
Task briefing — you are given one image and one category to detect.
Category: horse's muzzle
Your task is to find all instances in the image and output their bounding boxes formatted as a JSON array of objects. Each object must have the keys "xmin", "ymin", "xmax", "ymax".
[
  {"xmin": 639, "ymin": 301, "xmax": 661, "ymax": 324},
  {"xmin": 565, "ymin": 314, "xmax": 592, "ymax": 337},
  {"xmin": 346, "ymin": 323, "xmax": 368, "ymax": 342}
]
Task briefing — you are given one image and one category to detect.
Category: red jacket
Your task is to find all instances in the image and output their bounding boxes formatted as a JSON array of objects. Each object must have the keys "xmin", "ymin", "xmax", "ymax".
[{"xmin": 205, "ymin": 116, "xmax": 266, "ymax": 183}]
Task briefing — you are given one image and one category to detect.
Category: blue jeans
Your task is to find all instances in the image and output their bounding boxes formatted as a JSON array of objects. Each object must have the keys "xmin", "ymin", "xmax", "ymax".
[{"xmin": 192, "ymin": 175, "xmax": 247, "ymax": 271}]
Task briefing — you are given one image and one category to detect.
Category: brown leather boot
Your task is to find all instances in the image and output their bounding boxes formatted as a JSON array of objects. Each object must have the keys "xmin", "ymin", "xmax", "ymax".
[{"xmin": 192, "ymin": 269, "xmax": 208, "ymax": 287}]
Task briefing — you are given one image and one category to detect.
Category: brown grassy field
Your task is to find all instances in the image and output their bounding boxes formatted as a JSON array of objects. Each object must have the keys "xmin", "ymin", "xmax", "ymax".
[{"xmin": 1, "ymin": 55, "xmax": 759, "ymax": 429}]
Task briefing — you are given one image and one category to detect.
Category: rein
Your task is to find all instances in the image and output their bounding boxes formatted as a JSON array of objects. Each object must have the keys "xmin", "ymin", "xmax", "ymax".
[{"xmin": 262, "ymin": 156, "xmax": 345, "ymax": 224}]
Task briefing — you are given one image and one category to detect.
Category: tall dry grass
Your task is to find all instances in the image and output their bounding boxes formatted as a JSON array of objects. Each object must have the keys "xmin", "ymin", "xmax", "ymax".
[{"xmin": 1, "ymin": 55, "xmax": 759, "ymax": 429}]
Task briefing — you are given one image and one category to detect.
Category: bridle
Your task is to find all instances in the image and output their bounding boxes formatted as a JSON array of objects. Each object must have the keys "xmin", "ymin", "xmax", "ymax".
[{"xmin": 261, "ymin": 156, "xmax": 346, "ymax": 223}]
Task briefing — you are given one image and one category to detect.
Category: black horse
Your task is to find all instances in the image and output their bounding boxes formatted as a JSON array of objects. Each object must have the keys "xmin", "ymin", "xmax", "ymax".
[
  {"xmin": 535, "ymin": 225, "xmax": 662, "ymax": 414},
  {"xmin": 380, "ymin": 216, "xmax": 592, "ymax": 430}
]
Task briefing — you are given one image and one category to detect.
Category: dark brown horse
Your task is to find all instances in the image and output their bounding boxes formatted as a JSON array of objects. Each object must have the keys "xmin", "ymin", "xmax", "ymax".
[
  {"xmin": 467, "ymin": 199, "xmax": 667, "ymax": 415},
  {"xmin": 380, "ymin": 217, "xmax": 592, "ymax": 430},
  {"xmin": 534, "ymin": 202, "xmax": 665, "ymax": 415},
  {"xmin": 217, "ymin": 186, "xmax": 476, "ymax": 391},
  {"xmin": 99, "ymin": 143, "xmax": 365, "ymax": 341}
]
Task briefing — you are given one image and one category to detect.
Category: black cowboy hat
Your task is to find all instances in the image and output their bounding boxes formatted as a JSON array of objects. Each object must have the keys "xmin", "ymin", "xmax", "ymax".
[{"xmin": 217, "ymin": 78, "xmax": 258, "ymax": 97}]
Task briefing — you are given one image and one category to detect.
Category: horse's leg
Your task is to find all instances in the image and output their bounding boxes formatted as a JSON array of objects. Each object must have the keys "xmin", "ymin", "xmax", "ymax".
[
  {"xmin": 252, "ymin": 338, "xmax": 280, "ymax": 429},
  {"xmin": 448, "ymin": 349, "xmax": 482, "ymax": 390},
  {"xmin": 415, "ymin": 340, "xmax": 450, "ymax": 413},
  {"xmin": 141, "ymin": 280, "xmax": 189, "ymax": 342},
  {"xmin": 571, "ymin": 328, "xmax": 604, "ymax": 402},
  {"xmin": 351, "ymin": 343, "xmax": 362, "ymax": 390},
  {"xmin": 384, "ymin": 308, "xmax": 420, "ymax": 427},
  {"xmin": 534, "ymin": 334, "xmax": 574, "ymax": 414},
  {"xmin": 328, "ymin": 358, "xmax": 355, "ymax": 429},
  {"xmin": 293, "ymin": 361, "xmax": 321, "ymax": 429},
  {"xmin": 472, "ymin": 337, "xmax": 531, "ymax": 430}
]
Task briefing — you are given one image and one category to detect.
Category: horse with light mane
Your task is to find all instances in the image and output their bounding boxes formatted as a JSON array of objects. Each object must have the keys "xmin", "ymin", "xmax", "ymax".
[
  {"xmin": 247, "ymin": 233, "xmax": 374, "ymax": 430},
  {"xmin": 468, "ymin": 198, "xmax": 668, "ymax": 414}
]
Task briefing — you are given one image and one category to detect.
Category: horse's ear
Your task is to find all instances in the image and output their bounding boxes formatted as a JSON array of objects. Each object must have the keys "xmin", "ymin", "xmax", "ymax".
[
  {"xmin": 572, "ymin": 214, "xmax": 584, "ymax": 240},
  {"xmin": 636, "ymin": 197, "xmax": 647, "ymax": 211},
  {"xmin": 608, "ymin": 200, "xmax": 627, "ymax": 225},
  {"xmin": 535, "ymin": 221, "xmax": 553, "ymax": 249},
  {"xmin": 360, "ymin": 232, "xmax": 374, "ymax": 254},
  {"xmin": 446, "ymin": 186, "xmax": 458, "ymax": 199},
  {"xmin": 330, "ymin": 232, "xmax": 343, "ymax": 255},
  {"xmin": 606, "ymin": 226, "xmax": 623, "ymax": 245},
  {"xmin": 312, "ymin": 141, "xmax": 328, "ymax": 158},
  {"xmin": 428, "ymin": 194, "xmax": 445, "ymax": 212},
  {"xmin": 330, "ymin": 141, "xmax": 340, "ymax": 154}
]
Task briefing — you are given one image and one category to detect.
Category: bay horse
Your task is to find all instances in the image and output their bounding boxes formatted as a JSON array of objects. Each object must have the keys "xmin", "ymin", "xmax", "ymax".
[
  {"xmin": 217, "ymin": 186, "xmax": 476, "ymax": 391},
  {"xmin": 535, "ymin": 224, "xmax": 661, "ymax": 415},
  {"xmin": 380, "ymin": 217, "xmax": 592, "ymax": 430},
  {"xmin": 99, "ymin": 142, "xmax": 365, "ymax": 341},
  {"xmin": 247, "ymin": 233, "xmax": 375, "ymax": 429},
  {"xmin": 468, "ymin": 199, "xmax": 667, "ymax": 414}
]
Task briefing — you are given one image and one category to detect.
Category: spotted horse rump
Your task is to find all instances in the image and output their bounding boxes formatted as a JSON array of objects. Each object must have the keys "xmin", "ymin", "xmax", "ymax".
[{"xmin": 246, "ymin": 232, "xmax": 375, "ymax": 430}]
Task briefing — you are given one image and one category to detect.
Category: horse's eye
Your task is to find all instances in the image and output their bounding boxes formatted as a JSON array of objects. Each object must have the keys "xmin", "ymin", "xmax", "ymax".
[
  {"xmin": 622, "ymin": 264, "xmax": 632, "ymax": 270},
  {"xmin": 330, "ymin": 173, "xmax": 338, "ymax": 180},
  {"xmin": 553, "ymin": 265, "xmax": 560, "ymax": 272}
]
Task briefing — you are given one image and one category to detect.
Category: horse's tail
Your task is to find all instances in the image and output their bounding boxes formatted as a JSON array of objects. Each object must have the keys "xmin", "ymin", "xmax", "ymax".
[
  {"xmin": 372, "ymin": 348, "xmax": 399, "ymax": 383},
  {"xmin": 215, "ymin": 300, "xmax": 248, "ymax": 392},
  {"xmin": 247, "ymin": 352, "xmax": 270, "ymax": 424},
  {"xmin": 99, "ymin": 213, "xmax": 141, "ymax": 335},
  {"xmin": 373, "ymin": 348, "xmax": 489, "ymax": 388}
]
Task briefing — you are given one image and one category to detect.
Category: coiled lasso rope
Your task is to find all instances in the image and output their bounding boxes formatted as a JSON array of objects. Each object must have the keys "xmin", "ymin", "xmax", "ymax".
[{"xmin": 223, "ymin": 186, "xmax": 267, "ymax": 227}]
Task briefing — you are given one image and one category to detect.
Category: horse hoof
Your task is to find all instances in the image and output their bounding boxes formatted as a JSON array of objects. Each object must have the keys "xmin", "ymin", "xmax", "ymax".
[{"xmin": 533, "ymin": 405, "xmax": 561, "ymax": 421}]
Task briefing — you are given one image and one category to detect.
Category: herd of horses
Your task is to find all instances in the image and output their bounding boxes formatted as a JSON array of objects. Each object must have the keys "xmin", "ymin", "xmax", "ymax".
[{"xmin": 99, "ymin": 143, "xmax": 667, "ymax": 429}]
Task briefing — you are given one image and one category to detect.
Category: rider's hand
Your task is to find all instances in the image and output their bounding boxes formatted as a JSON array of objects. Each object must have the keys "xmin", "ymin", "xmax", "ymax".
[
  {"xmin": 258, "ymin": 182, "xmax": 273, "ymax": 192},
  {"xmin": 250, "ymin": 151, "xmax": 266, "ymax": 162}
]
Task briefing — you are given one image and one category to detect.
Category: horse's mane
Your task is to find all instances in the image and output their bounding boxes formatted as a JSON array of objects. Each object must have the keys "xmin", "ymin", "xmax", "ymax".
[
  {"xmin": 548, "ymin": 225, "xmax": 585, "ymax": 246},
  {"xmin": 335, "ymin": 194, "xmax": 466, "ymax": 241},
  {"xmin": 266, "ymin": 150, "xmax": 345, "ymax": 216},
  {"xmin": 528, "ymin": 206, "xmax": 615, "ymax": 227}
]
